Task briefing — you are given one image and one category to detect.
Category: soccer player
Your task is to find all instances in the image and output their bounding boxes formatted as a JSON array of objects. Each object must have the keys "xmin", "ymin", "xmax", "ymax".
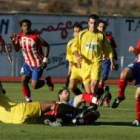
[
  {"xmin": 9, "ymin": 19, "xmax": 54, "ymax": 102},
  {"xmin": 45, "ymin": 87, "xmax": 100, "ymax": 125},
  {"xmin": 111, "ymin": 40, "xmax": 140, "ymax": 126},
  {"xmin": 73, "ymin": 14, "xmax": 114, "ymax": 96},
  {"xmin": 97, "ymin": 20, "xmax": 118, "ymax": 107},
  {"xmin": 66, "ymin": 23, "xmax": 83, "ymax": 95},
  {"xmin": 0, "ymin": 34, "xmax": 12, "ymax": 94},
  {"xmin": 0, "ymin": 91, "xmax": 99, "ymax": 126}
]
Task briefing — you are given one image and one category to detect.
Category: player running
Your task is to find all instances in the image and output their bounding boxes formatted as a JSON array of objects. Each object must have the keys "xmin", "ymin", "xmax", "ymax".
[
  {"xmin": 66, "ymin": 23, "xmax": 83, "ymax": 95},
  {"xmin": 97, "ymin": 20, "xmax": 118, "ymax": 107},
  {"xmin": 111, "ymin": 39, "xmax": 140, "ymax": 126},
  {"xmin": 73, "ymin": 14, "xmax": 114, "ymax": 96},
  {"xmin": 9, "ymin": 19, "xmax": 54, "ymax": 102}
]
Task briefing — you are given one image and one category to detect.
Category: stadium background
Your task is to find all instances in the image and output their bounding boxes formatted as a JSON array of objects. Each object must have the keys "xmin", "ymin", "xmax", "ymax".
[{"xmin": 0, "ymin": 13, "xmax": 139, "ymax": 83}]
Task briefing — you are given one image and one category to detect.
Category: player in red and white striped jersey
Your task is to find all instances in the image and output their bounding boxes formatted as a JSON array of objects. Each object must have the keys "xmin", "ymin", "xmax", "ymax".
[
  {"xmin": 0, "ymin": 34, "xmax": 12, "ymax": 94},
  {"xmin": 9, "ymin": 19, "xmax": 54, "ymax": 102}
]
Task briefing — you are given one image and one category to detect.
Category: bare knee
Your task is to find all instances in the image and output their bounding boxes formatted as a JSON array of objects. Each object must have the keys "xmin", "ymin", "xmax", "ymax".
[
  {"xmin": 120, "ymin": 68, "xmax": 132, "ymax": 80},
  {"xmin": 135, "ymin": 88, "xmax": 140, "ymax": 100}
]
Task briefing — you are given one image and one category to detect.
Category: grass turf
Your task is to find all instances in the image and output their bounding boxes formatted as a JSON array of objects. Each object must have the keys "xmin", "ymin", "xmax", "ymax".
[{"xmin": 0, "ymin": 83, "xmax": 139, "ymax": 140}]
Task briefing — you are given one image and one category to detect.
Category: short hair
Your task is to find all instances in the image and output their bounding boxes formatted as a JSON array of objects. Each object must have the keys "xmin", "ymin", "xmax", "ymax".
[
  {"xmin": 98, "ymin": 19, "xmax": 108, "ymax": 27},
  {"xmin": 19, "ymin": 19, "xmax": 32, "ymax": 27},
  {"xmin": 73, "ymin": 23, "xmax": 83, "ymax": 30},
  {"xmin": 58, "ymin": 87, "xmax": 70, "ymax": 101},
  {"xmin": 88, "ymin": 14, "xmax": 99, "ymax": 21}
]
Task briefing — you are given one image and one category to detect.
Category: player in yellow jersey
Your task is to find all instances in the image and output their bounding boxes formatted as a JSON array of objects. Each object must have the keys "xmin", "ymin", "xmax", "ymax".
[
  {"xmin": 73, "ymin": 14, "xmax": 114, "ymax": 96},
  {"xmin": 66, "ymin": 23, "xmax": 83, "ymax": 95},
  {"xmin": 0, "ymin": 92, "xmax": 99, "ymax": 126}
]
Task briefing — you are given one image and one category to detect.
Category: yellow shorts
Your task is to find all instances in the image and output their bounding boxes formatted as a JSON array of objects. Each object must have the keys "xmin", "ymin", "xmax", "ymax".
[
  {"xmin": 0, "ymin": 94, "xmax": 41, "ymax": 124},
  {"xmin": 81, "ymin": 60, "xmax": 102, "ymax": 84},
  {"xmin": 70, "ymin": 65, "xmax": 82, "ymax": 80}
]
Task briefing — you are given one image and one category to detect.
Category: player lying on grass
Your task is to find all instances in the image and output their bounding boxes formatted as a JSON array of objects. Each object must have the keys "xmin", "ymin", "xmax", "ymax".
[
  {"xmin": 111, "ymin": 41, "xmax": 140, "ymax": 126},
  {"xmin": 0, "ymin": 90, "xmax": 99, "ymax": 126},
  {"xmin": 44, "ymin": 87, "xmax": 100, "ymax": 125}
]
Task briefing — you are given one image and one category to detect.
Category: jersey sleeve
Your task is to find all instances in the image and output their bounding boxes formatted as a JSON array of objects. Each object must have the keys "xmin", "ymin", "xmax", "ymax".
[
  {"xmin": 15, "ymin": 33, "xmax": 22, "ymax": 49},
  {"xmin": 66, "ymin": 41, "xmax": 74, "ymax": 62},
  {"xmin": 136, "ymin": 39, "xmax": 140, "ymax": 50}
]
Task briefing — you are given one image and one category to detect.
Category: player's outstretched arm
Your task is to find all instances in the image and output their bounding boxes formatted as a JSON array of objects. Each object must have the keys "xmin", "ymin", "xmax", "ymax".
[{"xmin": 9, "ymin": 34, "xmax": 20, "ymax": 52}]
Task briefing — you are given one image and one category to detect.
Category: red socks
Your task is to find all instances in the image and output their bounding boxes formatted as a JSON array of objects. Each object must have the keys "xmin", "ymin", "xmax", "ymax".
[
  {"xmin": 118, "ymin": 79, "xmax": 127, "ymax": 98},
  {"xmin": 136, "ymin": 99, "xmax": 140, "ymax": 121},
  {"xmin": 22, "ymin": 86, "xmax": 31, "ymax": 101},
  {"xmin": 82, "ymin": 92, "xmax": 98, "ymax": 104}
]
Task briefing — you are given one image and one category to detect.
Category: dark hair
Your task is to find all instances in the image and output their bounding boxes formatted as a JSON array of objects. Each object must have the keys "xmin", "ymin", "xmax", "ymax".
[
  {"xmin": 73, "ymin": 23, "xmax": 83, "ymax": 30},
  {"xmin": 98, "ymin": 20, "xmax": 108, "ymax": 27},
  {"xmin": 88, "ymin": 14, "xmax": 99, "ymax": 30},
  {"xmin": 58, "ymin": 87, "xmax": 70, "ymax": 101},
  {"xmin": 88, "ymin": 14, "xmax": 99, "ymax": 21},
  {"xmin": 19, "ymin": 19, "xmax": 32, "ymax": 27}
]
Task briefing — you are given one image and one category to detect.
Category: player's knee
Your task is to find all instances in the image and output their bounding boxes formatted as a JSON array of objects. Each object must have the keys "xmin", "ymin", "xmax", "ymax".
[
  {"xmin": 31, "ymin": 82, "xmax": 36, "ymax": 89},
  {"xmin": 69, "ymin": 84, "xmax": 75, "ymax": 90}
]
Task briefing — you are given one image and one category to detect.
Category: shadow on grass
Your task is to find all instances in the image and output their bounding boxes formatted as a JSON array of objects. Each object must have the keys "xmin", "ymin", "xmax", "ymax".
[{"xmin": 93, "ymin": 121, "xmax": 132, "ymax": 127}]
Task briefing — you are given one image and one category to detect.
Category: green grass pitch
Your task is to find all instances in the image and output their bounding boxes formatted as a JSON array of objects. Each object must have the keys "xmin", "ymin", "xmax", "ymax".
[{"xmin": 0, "ymin": 83, "xmax": 140, "ymax": 140}]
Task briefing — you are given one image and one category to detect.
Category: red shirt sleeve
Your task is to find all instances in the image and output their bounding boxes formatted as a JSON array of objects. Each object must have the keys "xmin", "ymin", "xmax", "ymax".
[
  {"xmin": 106, "ymin": 34, "xmax": 117, "ymax": 48},
  {"xmin": 16, "ymin": 33, "xmax": 22, "ymax": 48},
  {"xmin": 136, "ymin": 39, "xmax": 140, "ymax": 50}
]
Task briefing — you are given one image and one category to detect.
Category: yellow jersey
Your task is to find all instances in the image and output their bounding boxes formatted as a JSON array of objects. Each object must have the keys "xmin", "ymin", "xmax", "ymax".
[
  {"xmin": 73, "ymin": 29, "xmax": 114, "ymax": 63},
  {"xmin": 0, "ymin": 94, "xmax": 41, "ymax": 124},
  {"xmin": 66, "ymin": 38, "xmax": 78, "ymax": 64}
]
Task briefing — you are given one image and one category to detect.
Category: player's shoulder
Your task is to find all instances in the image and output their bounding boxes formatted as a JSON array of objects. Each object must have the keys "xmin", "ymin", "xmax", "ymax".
[
  {"xmin": 67, "ymin": 38, "xmax": 75, "ymax": 46},
  {"xmin": 17, "ymin": 32, "xmax": 23, "ymax": 38},
  {"xmin": 79, "ymin": 28, "xmax": 88, "ymax": 35},
  {"xmin": 30, "ymin": 31, "xmax": 40, "ymax": 37}
]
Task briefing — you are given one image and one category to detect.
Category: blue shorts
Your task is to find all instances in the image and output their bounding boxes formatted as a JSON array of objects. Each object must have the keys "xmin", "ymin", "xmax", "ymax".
[
  {"xmin": 68, "ymin": 98, "xmax": 74, "ymax": 107},
  {"xmin": 20, "ymin": 62, "xmax": 43, "ymax": 81},
  {"xmin": 102, "ymin": 59, "xmax": 111, "ymax": 80},
  {"xmin": 127, "ymin": 61, "xmax": 140, "ymax": 87}
]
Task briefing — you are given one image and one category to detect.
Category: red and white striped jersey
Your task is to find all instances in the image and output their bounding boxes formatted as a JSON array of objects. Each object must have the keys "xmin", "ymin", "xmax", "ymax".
[
  {"xmin": 16, "ymin": 31, "xmax": 46, "ymax": 67},
  {"xmin": 0, "ymin": 34, "xmax": 5, "ymax": 45}
]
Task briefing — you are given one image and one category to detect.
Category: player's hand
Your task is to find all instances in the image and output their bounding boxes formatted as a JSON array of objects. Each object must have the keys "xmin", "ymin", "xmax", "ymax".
[
  {"xmin": 110, "ymin": 63, "xmax": 115, "ymax": 71},
  {"xmin": 9, "ymin": 34, "xmax": 16, "ymax": 42},
  {"xmin": 129, "ymin": 46, "xmax": 134, "ymax": 53},
  {"xmin": 41, "ymin": 62, "xmax": 47, "ymax": 69},
  {"xmin": 76, "ymin": 55, "xmax": 82, "ymax": 68}
]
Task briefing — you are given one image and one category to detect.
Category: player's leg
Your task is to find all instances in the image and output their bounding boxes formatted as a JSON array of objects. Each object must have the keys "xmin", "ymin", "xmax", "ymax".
[
  {"xmin": 91, "ymin": 61, "xmax": 102, "ymax": 94},
  {"xmin": 69, "ymin": 78, "xmax": 82, "ymax": 95},
  {"xmin": 100, "ymin": 59, "xmax": 112, "ymax": 107},
  {"xmin": 21, "ymin": 75, "xmax": 32, "ymax": 102},
  {"xmin": 20, "ymin": 62, "xmax": 32, "ymax": 102},
  {"xmin": 132, "ymin": 87, "xmax": 140, "ymax": 126},
  {"xmin": 112, "ymin": 63, "xmax": 135, "ymax": 108},
  {"xmin": 31, "ymin": 67, "xmax": 54, "ymax": 91},
  {"xmin": 97, "ymin": 59, "xmax": 110, "ymax": 97},
  {"xmin": 0, "ymin": 80, "xmax": 6, "ymax": 94},
  {"xmin": 69, "ymin": 65, "xmax": 83, "ymax": 95}
]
